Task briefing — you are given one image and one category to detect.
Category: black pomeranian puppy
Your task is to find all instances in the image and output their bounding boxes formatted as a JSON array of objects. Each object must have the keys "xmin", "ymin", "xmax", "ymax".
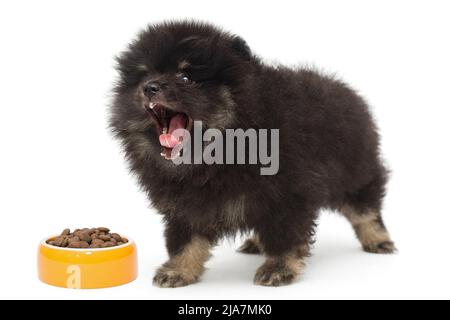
[{"xmin": 110, "ymin": 21, "xmax": 395, "ymax": 287}]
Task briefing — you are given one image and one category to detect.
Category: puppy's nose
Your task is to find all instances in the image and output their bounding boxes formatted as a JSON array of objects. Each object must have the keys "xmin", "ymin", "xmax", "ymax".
[{"xmin": 143, "ymin": 82, "xmax": 161, "ymax": 97}]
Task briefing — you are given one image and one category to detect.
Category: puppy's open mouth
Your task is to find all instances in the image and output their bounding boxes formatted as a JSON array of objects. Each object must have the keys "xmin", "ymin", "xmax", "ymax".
[{"xmin": 144, "ymin": 102, "xmax": 193, "ymax": 160}]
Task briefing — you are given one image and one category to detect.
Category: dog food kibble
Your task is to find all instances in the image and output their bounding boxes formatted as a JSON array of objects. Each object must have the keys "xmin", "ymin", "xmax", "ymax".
[
  {"xmin": 46, "ymin": 228, "xmax": 129, "ymax": 249},
  {"xmin": 99, "ymin": 234, "xmax": 111, "ymax": 241}
]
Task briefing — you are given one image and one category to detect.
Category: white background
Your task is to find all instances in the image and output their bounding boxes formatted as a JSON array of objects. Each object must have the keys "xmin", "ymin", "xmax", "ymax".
[{"xmin": 0, "ymin": 0, "xmax": 449, "ymax": 300}]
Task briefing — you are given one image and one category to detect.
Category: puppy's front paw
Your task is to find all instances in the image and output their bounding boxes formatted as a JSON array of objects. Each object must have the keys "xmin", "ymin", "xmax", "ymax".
[
  {"xmin": 363, "ymin": 241, "xmax": 397, "ymax": 254},
  {"xmin": 254, "ymin": 263, "xmax": 298, "ymax": 287},
  {"xmin": 153, "ymin": 266, "xmax": 198, "ymax": 288}
]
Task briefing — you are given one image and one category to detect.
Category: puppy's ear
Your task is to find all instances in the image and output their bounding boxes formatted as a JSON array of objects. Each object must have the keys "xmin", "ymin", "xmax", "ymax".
[{"xmin": 231, "ymin": 36, "xmax": 251, "ymax": 60}]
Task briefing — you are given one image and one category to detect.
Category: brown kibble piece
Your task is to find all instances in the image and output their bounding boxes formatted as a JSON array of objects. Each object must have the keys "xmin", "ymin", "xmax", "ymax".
[
  {"xmin": 68, "ymin": 241, "xmax": 89, "ymax": 248},
  {"xmin": 68, "ymin": 241, "xmax": 82, "ymax": 248},
  {"xmin": 78, "ymin": 232, "xmax": 92, "ymax": 243},
  {"xmin": 78, "ymin": 241, "xmax": 90, "ymax": 248},
  {"xmin": 111, "ymin": 233, "xmax": 122, "ymax": 242},
  {"xmin": 121, "ymin": 238, "xmax": 129, "ymax": 243},
  {"xmin": 97, "ymin": 227, "xmax": 110, "ymax": 233},
  {"xmin": 53, "ymin": 237, "xmax": 64, "ymax": 247},
  {"xmin": 102, "ymin": 241, "xmax": 115, "ymax": 248},
  {"xmin": 68, "ymin": 236, "xmax": 80, "ymax": 243},
  {"xmin": 91, "ymin": 239, "xmax": 104, "ymax": 245},
  {"xmin": 99, "ymin": 235, "xmax": 111, "ymax": 241},
  {"xmin": 61, "ymin": 229, "xmax": 71, "ymax": 236},
  {"xmin": 73, "ymin": 231, "xmax": 84, "ymax": 238}
]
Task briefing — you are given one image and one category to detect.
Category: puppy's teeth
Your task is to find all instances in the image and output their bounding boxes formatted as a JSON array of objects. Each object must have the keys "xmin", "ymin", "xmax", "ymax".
[
  {"xmin": 162, "ymin": 128, "xmax": 168, "ymax": 134},
  {"xmin": 150, "ymin": 103, "xmax": 155, "ymax": 109}
]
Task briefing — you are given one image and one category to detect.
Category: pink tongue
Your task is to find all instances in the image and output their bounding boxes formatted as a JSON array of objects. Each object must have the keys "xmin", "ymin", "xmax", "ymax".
[{"xmin": 159, "ymin": 114, "xmax": 187, "ymax": 148}]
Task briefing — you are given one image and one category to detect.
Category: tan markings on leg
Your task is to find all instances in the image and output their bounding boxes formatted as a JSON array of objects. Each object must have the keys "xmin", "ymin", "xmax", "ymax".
[
  {"xmin": 254, "ymin": 245, "xmax": 308, "ymax": 287},
  {"xmin": 153, "ymin": 236, "xmax": 212, "ymax": 288},
  {"xmin": 342, "ymin": 206, "xmax": 396, "ymax": 254},
  {"xmin": 238, "ymin": 233, "xmax": 263, "ymax": 254}
]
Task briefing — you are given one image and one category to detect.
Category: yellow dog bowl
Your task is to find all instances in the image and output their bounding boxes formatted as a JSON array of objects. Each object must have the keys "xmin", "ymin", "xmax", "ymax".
[{"xmin": 38, "ymin": 235, "xmax": 138, "ymax": 289}]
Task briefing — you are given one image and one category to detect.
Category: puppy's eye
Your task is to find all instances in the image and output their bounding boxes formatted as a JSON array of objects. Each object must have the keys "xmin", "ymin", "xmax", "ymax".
[{"xmin": 178, "ymin": 73, "xmax": 192, "ymax": 83}]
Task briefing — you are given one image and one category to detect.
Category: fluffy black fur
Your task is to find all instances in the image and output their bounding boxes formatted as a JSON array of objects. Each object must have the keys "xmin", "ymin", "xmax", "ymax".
[{"xmin": 110, "ymin": 21, "xmax": 394, "ymax": 287}]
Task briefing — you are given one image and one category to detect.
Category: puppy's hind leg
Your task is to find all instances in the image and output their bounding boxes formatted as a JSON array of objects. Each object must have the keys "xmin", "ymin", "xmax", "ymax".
[
  {"xmin": 342, "ymin": 206, "xmax": 396, "ymax": 254},
  {"xmin": 342, "ymin": 170, "xmax": 396, "ymax": 254},
  {"xmin": 238, "ymin": 233, "xmax": 263, "ymax": 254}
]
